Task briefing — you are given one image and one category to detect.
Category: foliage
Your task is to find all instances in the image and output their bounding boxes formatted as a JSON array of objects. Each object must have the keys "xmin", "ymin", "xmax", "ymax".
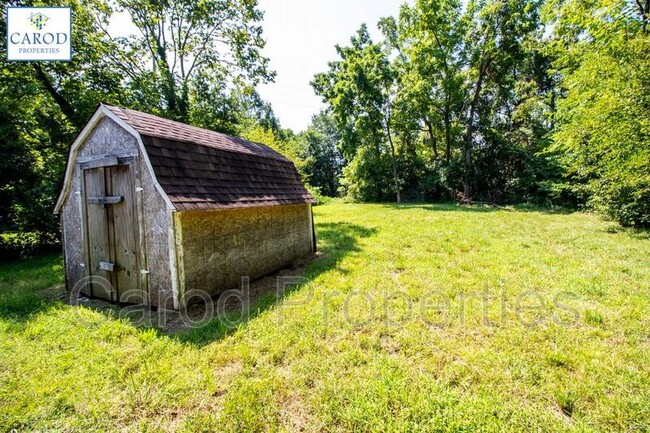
[
  {"xmin": 1, "ymin": 204, "xmax": 650, "ymax": 430},
  {"xmin": 113, "ymin": 0, "xmax": 274, "ymax": 122},
  {"xmin": 312, "ymin": 25, "xmax": 401, "ymax": 202},
  {"xmin": 311, "ymin": 0, "xmax": 563, "ymax": 206},
  {"xmin": 307, "ymin": 0, "xmax": 649, "ymax": 225},
  {"xmin": 240, "ymin": 121, "xmax": 308, "ymax": 174},
  {"xmin": 297, "ymin": 110, "xmax": 344, "ymax": 197},
  {"xmin": 0, "ymin": 232, "xmax": 60, "ymax": 261},
  {"xmin": 0, "ymin": 0, "xmax": 279, "ymax": 233},
  {"xmin": 0, "ymin": 0, "xmax": 131, "ymax": 232},
  {"xmin": 544, "ymin": 0, "xmax": 650, "ymax": 227},
  {"xmin": 304, "ymin": 184, "xmax": 331, "ymax": 206}
]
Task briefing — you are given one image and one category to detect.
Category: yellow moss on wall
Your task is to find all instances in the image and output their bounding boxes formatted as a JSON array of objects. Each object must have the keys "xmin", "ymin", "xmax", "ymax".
[{"xmin": 176, "ymin": 204, "xmax": 313, "ymax": 298}]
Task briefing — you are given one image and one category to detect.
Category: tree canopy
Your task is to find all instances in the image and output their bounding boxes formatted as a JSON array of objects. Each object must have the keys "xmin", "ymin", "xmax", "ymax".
[
  {"xmin": 545, "ymin": 0, "xmax": 650, "ymax": 226},
  {"xmin": 0, "ymin": 0, "xmax": 280, "ymax": 232},
  {"xmin": 309, "ymin": 0, "xmax": 649, "ymax": 227},
  {"xmin": 1, "ymin": 0, "xmax": 648, "ymax": 231}
]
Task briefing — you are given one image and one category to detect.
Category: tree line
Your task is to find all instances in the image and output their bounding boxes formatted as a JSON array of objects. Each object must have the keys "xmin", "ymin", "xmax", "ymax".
[
  {"xmin": 309, "ymin": 0, "xmax": 649, "ymax": 228},
  {"xmin": 0, "ymin": 0, "xmax": 648, "ymax": 236},
  {"xmin": 1, "ymin": 0, "xmax": 282, "ymax": 233}
]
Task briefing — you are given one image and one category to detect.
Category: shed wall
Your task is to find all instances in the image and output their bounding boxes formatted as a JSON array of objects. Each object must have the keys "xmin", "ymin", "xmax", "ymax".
[
  {"xmin": 175, "ymin": 204, "xmax": 313, "ymax": 298},
  {"xmin": 60, "ymin": 116, "xmax": 173, "ymax": 306}
]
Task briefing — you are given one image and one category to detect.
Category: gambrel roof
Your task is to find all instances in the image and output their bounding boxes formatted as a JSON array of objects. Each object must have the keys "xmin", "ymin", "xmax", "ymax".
[{"xmin": 55, "ymin": 104, "xmax": 315, "ymax": 213}]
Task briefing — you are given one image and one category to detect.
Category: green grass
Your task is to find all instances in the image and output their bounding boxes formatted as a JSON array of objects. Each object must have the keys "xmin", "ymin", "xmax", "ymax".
[{"xmin": 1, "ymin": 203, "xmax": 649, "ymax": 432}]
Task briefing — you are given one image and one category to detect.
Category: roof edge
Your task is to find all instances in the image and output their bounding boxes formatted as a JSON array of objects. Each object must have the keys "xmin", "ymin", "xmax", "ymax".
[
  {"xmin": 101, "ymin": 103, "xmax": 292, "ymax": 163},
  {"xmin": 54, "ymin": 104, "xmax": 176, "ymax": 214},
  {"xmin": 54, "ymin": 105, "xmax": 105, "ymax": 213}
]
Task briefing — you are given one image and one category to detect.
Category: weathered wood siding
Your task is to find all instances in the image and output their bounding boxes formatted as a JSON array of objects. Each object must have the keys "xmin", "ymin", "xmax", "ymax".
[
  {"xmin": 60, "ymin": 117, "xmax": 172, "ymax": 306},
  {"xmin": 174, "ymin": 203, "xmax": 313, "ymax": 299}
]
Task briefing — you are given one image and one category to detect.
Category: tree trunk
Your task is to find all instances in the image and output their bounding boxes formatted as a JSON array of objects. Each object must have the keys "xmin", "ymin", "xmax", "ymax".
[
  {"xmin": 637, "ymin": 0, "xmax": 649, "ymax": 32},
  {"xmin": 154, "ymin": 37, "xmax": 186, "ymax": 121},
  {"xmin": 424, "ymin": 118, "xmax": 438, "ymax": 159},
  {"xmin": 386, "ymin": 117, "xmax": 401, "ymax": 203},
  {"xmin": 177, "ymin": 81, "xmax": 190, "ymax": 124},
  {"xmin": 373, "ymin": 140, "xmax": 383, "ymax": 202},
  {"xmin": 464, "ymin": 61, "xmax": 488, "ymax": 200},
  {"xmin": 444, "ymin": 110, "xmax": 452, "ymax": 164},
  {"xmin": 32, "ymin": 64, "xmax": 77, "ymax": 124}
]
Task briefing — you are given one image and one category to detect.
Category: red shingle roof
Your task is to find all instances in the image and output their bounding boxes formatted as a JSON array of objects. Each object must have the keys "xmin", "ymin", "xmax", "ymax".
[{"xmin": 104, "ymin": 105, "xmax": 315, "ymax": 211}]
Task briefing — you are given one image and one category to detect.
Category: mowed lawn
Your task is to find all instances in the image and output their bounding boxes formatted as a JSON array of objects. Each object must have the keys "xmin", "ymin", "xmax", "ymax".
[{"xmin": 1, "ymin": 203, "xmax": 649, "ymax": 432}]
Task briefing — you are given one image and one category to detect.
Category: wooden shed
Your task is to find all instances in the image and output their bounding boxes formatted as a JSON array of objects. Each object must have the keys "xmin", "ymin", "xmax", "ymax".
[{"xmin": 55, "ymin": 104, "xmax": 316, "ymax": 309}]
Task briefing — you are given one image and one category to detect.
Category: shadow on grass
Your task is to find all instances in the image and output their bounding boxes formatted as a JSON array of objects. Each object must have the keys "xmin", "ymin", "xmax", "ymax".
[
  {"xmin": 380, "ymin": 202, "xmax": 576, "ymax": 215},
  {"xmin": 603, "ymin": 224, "xmax": 650, "ymax": 240},
  {"xmin": 0, "ymin": 222, "xmax": 377, "ymax": 344},
  {"xmin": 0, "ymin": 253, "xmax": 64, "ymax": 321},
  {"xmin": 167, "ymin": 221, "xmax": 378, "ymax": 346}
]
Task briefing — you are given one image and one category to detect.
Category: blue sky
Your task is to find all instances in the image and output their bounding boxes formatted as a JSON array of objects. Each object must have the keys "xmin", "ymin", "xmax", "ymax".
[{"xmin": 256, "ymin": 0, "xmax": 404, "ymax": 132}]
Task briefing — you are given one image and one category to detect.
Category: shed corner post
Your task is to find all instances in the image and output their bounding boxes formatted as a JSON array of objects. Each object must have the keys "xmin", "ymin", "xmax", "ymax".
[
  {"xmin": 310, "ymin": 204, "xmax": 317, "ymax": 253},
  {"xmin": 59, "ymin": 213, "xmax": 69, "ymax": 291},
  {"xmin": 170, "ymin": 210, "xmax": 185, "ymax": 310}
]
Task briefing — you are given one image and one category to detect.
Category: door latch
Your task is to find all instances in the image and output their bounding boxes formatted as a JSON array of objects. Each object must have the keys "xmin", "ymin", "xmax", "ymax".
[
  {"xmin": 98, "ymin": 261, "xmax": 116, "ymax": 272},
  {"xmin": 87, "ymin": 196, "xmax": 123, "ymax": 207}
]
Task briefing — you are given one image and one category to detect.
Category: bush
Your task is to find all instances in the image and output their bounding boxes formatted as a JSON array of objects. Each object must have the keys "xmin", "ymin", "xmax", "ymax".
[
  {"xmin": 306, "ymin": 184, "xmax": 332, "ymax": 206},
  {"xmin": 593, "ymin": 177, "xmax": 650, "ymax": 228},
  {"xmin": 0, "ymin": 232, "xmax": 60, "ymax": 261}
]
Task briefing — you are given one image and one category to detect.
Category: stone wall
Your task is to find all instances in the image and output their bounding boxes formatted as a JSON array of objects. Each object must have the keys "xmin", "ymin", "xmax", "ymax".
[
  {"xmin": 60, "ymin": 116, "xmax": 172, "ymax": 306},
  {"xmin": 174, "ymin": 203, "xmax": 313, "ymax": 298}
]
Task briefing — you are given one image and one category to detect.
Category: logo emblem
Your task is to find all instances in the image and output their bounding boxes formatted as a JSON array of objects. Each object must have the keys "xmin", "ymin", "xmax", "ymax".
[
  {"xmin": 6, "ymin": 7, "xmax": 71, "ymax": 61},
  {"xmin": 29, "ymin": 12, "xmax": 49, "ymax": 30}
]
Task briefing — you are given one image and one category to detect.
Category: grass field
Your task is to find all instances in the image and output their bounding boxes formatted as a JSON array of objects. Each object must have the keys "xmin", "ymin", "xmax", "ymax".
[{"xmin": 1, "ymin": 203, "xmax": 649, "ymax": 432}]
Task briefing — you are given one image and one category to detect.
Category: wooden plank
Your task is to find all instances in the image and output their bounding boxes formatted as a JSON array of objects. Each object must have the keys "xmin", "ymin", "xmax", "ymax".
[
  {"xmin": 83, "ymin": 167, "xmax": 115, "ymax": 300},
  {"xmin": 87, "ymin": 196, "xmax": 123, "ymax": 205},
  {"xmin": 79, "ymin": 170, "xmax": 91, "ymax": 297},
  {"xmin": 79, "ymin": 156, "xmax": 119, "ymax": 170},
  {"xmin": 77, "ymin": 152, "xmax": 137, "ymax": 164},
  {"xmin": 133, "ymin": 157, "xmax": 150, "ymax": 306},
  {"xmin": 109, "ymin": 164, "xmax": 142, "ymax": 304},
  {"xmin": 105, "ymin": 168, "xmax": 118, "ymax": 300}
]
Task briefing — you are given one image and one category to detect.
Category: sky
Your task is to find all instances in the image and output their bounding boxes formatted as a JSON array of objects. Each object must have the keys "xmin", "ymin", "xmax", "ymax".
[{"xmin": 255, "ymin": 0, "xmax": 404, "ymax": 132}]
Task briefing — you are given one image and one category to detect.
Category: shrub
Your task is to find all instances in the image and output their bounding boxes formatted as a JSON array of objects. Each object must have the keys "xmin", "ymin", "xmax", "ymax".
[
  {"xmin": 306, "ymin": 184, "xmax": 332, "ymax": 206},
  {"xmin": 593, "ymin": 177, "xmax": 650, "ymax": 229},
  {"xmin": 0, "ymin": 232, "xmax": 60, "ymax": 261}
]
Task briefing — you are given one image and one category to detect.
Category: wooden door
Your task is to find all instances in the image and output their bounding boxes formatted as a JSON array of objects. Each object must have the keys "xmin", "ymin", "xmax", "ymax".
[
  {"xmin": 107, "ymin": 165, "xmax": 141, "ymax": 303},
  {"xmin": 84, "ymin": 167, "xmax": 116, "ymax": 300},
  {"xmin": 83, "ymin": 160, "xmax": 143, "ymax": 303}
]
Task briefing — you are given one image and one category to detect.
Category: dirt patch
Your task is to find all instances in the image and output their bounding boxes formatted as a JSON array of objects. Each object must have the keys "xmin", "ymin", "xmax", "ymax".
[{"xmin": 57, "ymin": 252, "xmax": 322, "ymax": 334}]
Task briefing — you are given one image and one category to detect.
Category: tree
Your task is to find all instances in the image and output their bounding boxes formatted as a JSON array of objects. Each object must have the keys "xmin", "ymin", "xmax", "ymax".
[
  {"xmin": 2, "ymin": 0, "xmax": 129, "ymax": 127},
  {"xmin": 310, "ymin": 0, "xmax": 561, "ymax": 205},
  {"xmin": 392, "ymin": 0, "xmax": 465, "ymax": 164},
  {"xmin": 312, "ymin": 25, "xmax": 401, "ymax": 202},
  {"xmin": 460, "ymin": 0, "xmax": 543, "ymax": 199},
  {"xmin": 0, "ymin": 0, "xmax": 279, "ymax": 232},
  {"xmin": 545, "ymin": 0, "xmax": 650, "ymax": 226},
  {"xmin": 299, "ymin": 111, "xmax": 343, "ymax": 197},
  {"xmin": 113, "ymin": 0, "xmax": 275, "ymax": 122},
  {"xmin": 0, "ymin": 0, "xmax": 132, "ymax": 231}
]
